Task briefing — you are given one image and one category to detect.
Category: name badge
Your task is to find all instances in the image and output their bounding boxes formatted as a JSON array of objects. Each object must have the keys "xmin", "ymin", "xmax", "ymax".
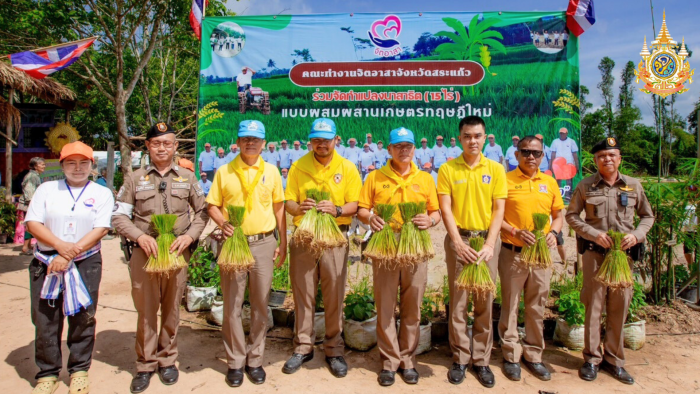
[
  {"xmin": 136, "ymin": 184, "xmax": 155, "ymax": 192},
  {"xmin": 64, "ymin": 220, "xmax": 77, "ymax": 235},
  {"xmin": 172, "ymin": 183, "xmax": 191, "ymax": 190}
]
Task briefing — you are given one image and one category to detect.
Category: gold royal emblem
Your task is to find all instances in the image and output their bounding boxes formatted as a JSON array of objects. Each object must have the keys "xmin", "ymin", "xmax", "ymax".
[
  {"xmin": 635, "ymin": 11, "xmax": 694, "ymax": 98},
  {"xmin": 157, "ymin": 122, "xmax": 168, "ymax": 132},
  {"xmin": 607, "ymin": 137, "xmax": 617, "ymax": 147},
  {"xmin": 173, "ymin": 176, "xmax": 188, "ymax": 182}
]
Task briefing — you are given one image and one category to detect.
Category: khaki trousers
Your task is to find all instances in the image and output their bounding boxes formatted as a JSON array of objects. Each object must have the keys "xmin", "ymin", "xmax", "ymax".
[
  {"xmin": 582, "ymin": 250, "xmax": 633, "ymax": 367},
  {"xmin": 445, "ymin": 235, "xmax": 498, "ymax": 366},
  {"xmin": 497, "ymin": 246, "xmax": 551, "ymax": 363},
  {"xmin": 129, "ymin": 248, "xmax": 189, "ymax": 373},
  {"xmin": 372, "ymin": 262, "xmax": 428, "ymax": 371},
  {"xmin": 220, "ymin": 235, "xmax": 276, "ymax": 369},
  {"xmin": 290, "ymin": 237, "xmax": 348, "ymax": 357}
]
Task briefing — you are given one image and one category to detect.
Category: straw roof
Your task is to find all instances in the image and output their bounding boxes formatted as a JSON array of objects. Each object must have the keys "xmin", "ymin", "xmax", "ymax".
[{"xmin": 0, "ymin": 61, "xmax": 76, "ymax": 109}]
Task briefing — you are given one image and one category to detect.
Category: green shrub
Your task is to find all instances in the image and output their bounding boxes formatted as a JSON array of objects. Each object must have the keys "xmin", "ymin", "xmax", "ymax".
[
  {"xmin": 627, "ymin": 281, "xmax": 648, "ymax": 323},
  {"xmin": 556, "ymin": 290, "xmax": 585, "ymax": 327},
  {"xmin": 188, "ymin": 245, "xmax": 220, "ymax": 294}
]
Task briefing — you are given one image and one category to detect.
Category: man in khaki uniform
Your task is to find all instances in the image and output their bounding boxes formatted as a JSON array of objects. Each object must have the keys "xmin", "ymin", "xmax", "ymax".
[
  {"xmin": 206, "ymin": 120, "xmax": 287, "ymax": 387},
  {"xmin": 113, "ymin": 122, "xmax": 208, "ymax": 393},
  {"xmin": 357, "ymin": 127, "xmax": 442, "ymax": 386},
  {"xmin": 566, "ymin": 137, "xmax": 654, "ymax": 385},
  {"xmin": 498, "ymin": 136, "xmax": 564, "ymax": 382},
  {"xmin": 283, "ymin": 118, "xmax": 362, "ymax": 378}
]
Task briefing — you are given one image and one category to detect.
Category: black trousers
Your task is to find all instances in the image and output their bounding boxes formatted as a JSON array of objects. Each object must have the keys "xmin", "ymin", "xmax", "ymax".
[{"xmin": 29, "ymin": 253, "xmax": 102, "ymax": 379}]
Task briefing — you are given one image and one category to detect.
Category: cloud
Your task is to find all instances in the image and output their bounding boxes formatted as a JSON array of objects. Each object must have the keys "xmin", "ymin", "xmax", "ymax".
[{"xmin": 226, "ymin": 0, "xmax": 313, "ymax": 15}]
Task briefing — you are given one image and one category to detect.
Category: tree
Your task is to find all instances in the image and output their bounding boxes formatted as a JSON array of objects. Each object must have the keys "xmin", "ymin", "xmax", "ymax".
[
  {"xmin": 267, "ymin": 59, "xmax": 277, "ymax": 69},
  {"xmin": 412, "ymin": 32, "xmax": 450, "ymax": 58},
  {"xmin": 291, "ymin": 49, "xmax": 315, "ymax": 63},
  {"xmin": 597, "ymin": 57, "xmax": 615, "ymax": 136}
]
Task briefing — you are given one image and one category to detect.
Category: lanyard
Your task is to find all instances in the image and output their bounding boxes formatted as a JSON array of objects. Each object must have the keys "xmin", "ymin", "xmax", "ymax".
[{"xmin": 65, "ymin": 180, "xmax": 90, "ymax": 212}]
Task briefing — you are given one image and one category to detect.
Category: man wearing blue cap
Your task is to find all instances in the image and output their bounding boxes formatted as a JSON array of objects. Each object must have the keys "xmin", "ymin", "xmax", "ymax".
[
  {"xmin": 283, "ymin": 118, "xmax": 361, "ymax": 378},
  {"xmin": 357, "ymin": 127, "xmax": 441, "ymax": 386},
  {"xmin": 206, "ymin": 120, "xmax": 287, "ymax": 387}
]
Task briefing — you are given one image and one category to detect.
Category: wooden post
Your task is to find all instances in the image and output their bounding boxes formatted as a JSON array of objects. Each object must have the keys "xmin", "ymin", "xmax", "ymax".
[
  {"xmin": 106, "ymin": 141, "xmax": 115, "ymax": 191},
  {"xmin": 4, "ymin": 88, "xmax": 14, "ymax": 202}
]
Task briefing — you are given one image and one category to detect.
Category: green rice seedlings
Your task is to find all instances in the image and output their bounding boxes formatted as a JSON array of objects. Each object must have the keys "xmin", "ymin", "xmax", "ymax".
[
  {"xmin": 292, "ymin": 188, "xmax": 347, "ymax": 254},
  {"xmin": 455, "ymin": 236, "xmax": 496, "ymax": 296},
  {"xmin": 363, "ymin": 204, "xmax": 398, "ymax": 266},
  {"xmin": 144, "ymin": 214, "xmax": 187, "ymax": 273},
  {"xmin": 396, "ymin": 201, "xmax": 434, "ymax": 266},
  {"xmin": 217, "ymin": 205, "xmax": 255, "ymax": 272},
  {"xmin": 595, "ymin": 230, "xmax": 633, "ymax": 289},
  {"xmin": 520, "ymin": 213, "xmax": 553, "ymax": 269}
]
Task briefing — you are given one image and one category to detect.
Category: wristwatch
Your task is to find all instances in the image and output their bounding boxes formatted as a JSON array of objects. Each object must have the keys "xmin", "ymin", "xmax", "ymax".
[
  {"xmin": 335, "ymin": 205, "xmax": 343, "ymax": 218},
  {"xmin": 430, "ymin": 217, "xmax": 436, "ymax": 227}
]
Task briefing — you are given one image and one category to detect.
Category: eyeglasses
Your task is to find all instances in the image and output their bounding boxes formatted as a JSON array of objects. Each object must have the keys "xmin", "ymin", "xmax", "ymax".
[
  {"xmin": 149, "ymin": 141, "xmax": 175, "ymax": 149},
  {"xmin": 519, "ymin": 149, "xmax": 543, "ymax": 158}
]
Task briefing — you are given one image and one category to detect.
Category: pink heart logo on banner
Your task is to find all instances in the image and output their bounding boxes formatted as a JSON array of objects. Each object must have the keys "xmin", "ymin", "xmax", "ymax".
[
  {"xmin": 552, "ymin": 157, "xmax": 577, "ymax": 180},
  {"xmin": 371, "ymin": 15, "xmax": 402, "ymax": 40}
]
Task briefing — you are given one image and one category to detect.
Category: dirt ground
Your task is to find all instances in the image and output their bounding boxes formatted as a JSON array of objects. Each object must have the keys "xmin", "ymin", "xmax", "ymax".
[{"xmin": 3, "ymin": 225, "xmax": 700, "ymax": 394}]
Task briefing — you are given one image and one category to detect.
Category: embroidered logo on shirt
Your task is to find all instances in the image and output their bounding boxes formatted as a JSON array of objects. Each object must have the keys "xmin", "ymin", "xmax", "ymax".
[
  {"xmin": 515, "ymin": 185, "xmax": 523, "ymax": 190},
  {"xmin": 482, "ymin": 175, "xmax": 491, "ymax": 184},
  {"xmin": 454, "ymin": 179, "xmax": 467, "ymax": 185},
  {"xmin": 539, "ymin": 184, "xmax": 548, "ymax": 193},
  {"xmin": 620, "ymin": 186, "xmax": 634, "ymax": 192},
  {"xmin": 173, "ymin": 176, "xmax": 188, "ymax": 182},
  {"xmin": 334, "ymin": 173, "xmax": 342, "ymax": 184},
  {"xmin": 412, "ymin": 184, "xmax": 421, "ymax": 192},
  {"xmin": 83, "ymin": 198, "xmax": 95, "ymax": 207}
]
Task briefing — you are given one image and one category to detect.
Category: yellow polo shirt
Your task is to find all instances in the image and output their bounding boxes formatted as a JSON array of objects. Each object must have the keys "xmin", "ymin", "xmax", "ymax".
[
  {"xmin": 359, "ymin": 161, "xmax": 439, "ymax": 229},
  {"xmin": 501, "ymin": 167, "xmax": 565, "ymax": 246},
  {"xmin": 285, "ymin": 151, "xmax": 361, "ymax": 226},
  {"xmin": 437, "ymin": 153, "xmax": 507, "ymax": 230},
  {"xmin": 206, "ymin": 156, "xmax": 284, "ymax": 235}
]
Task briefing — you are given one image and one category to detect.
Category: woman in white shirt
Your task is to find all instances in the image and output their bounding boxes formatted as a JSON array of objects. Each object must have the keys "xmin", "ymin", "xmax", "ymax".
[{"xmin": 25, "ymin": 141, "xmax": 114, "ymax": 394}]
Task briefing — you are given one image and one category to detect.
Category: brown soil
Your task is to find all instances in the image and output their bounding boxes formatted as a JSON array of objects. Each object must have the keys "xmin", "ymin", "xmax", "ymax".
[{"xmin": 645, "ymin": 300, "xmax": 700, "ymax": 334}]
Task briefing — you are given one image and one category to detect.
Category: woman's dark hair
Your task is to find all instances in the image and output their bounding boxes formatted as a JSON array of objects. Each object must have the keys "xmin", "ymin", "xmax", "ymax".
[{"xmin": 29, "ymin": 157, "xmax": 45, "ymax": 170}]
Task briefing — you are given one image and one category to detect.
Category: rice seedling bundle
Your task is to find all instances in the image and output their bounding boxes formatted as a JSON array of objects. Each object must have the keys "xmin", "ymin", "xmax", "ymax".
[
  {"xmin": 218, "ymin": 205, "xmax": 255, "ymax": 272},
  {"xmin": 292, "ymin": 188, "xmax": 347, "ymax": 254},
  {"xmin": 363, "ymin": 204, "xmax": 398, "ymax": 265},
  {"xmin": 396, "ymin": 201, "xmax": 435, "ymax": 266},
  {"xmin": 595, "ymin": 230, "xmax": 633, "ymax": 289},
  {"xmin": 455, "ymin": 236, "xmax": 496, "ymax": 296},
  {"xmin": 144, "ymin": 214, "xmax": 187, "ymax": 273},
  {"xmin": 520, "ymin": 213, "xmax": 553, "ymax": 269}
]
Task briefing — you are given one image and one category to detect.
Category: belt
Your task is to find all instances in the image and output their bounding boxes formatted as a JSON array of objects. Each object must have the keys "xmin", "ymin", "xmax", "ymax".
[
  {"xmin": 338, "ymin": 224, "xmax": 349, "ymax": 232},
  {"xmin": 246, "ymin": 230, "xmax": 274, "ymax": 243},
  {"xmin": 581, "ymin": 239, "xmax": 608, "ymax": 255},
  {"xmin": 458, "ymin": 229, "xmax": 488, "ymax": 239},
  {"xmin": 502, "ymin": 242, "xmax": 523, "ymax": 253}
]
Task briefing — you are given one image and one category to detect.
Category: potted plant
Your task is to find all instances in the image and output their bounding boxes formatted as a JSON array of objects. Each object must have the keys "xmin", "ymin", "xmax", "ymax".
[
  {"xmin": 186, "ymin": 245, "xmax": 219, "ymax": 312},
  {"xmin": 416, "ymin": 294, "xmax": 436, "ymax": 354},
  {"xmin": 430, "ymin": 280, "xmax": 450, "ymax": 342},
  {"xmin": 0, "ymin": 199, "xmax": 17, "ymax": 244},
  {"xmin": 343, "ymin": 273, "xmax": 377, "ymax": 351},
  {"xmin": 553, "ymin": 289, "xmax": 585, "ymax": 350},
  {"xmin": 624, "ymin": 281, "xmax": 647, "ymax": 350},
  {"xmin": 269, "ymin": 254, "xmax": 290, "ymax": 307}
]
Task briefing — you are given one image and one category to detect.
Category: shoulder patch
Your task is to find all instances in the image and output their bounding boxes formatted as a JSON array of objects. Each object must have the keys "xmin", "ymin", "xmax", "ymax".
[
  {"xmin": 117, "ymin": 186, "xmax": 125, "ymax": 200},
  {"xmin": 193, "ymin": 183, "xmax": 204, "ymax": 196}
]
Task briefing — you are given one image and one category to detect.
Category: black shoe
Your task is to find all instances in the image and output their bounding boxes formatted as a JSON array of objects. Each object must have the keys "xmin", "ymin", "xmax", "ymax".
[
  {"xmin": 579, "ymin": 362, "xmax": 599, "ymax": 381},
  {"xmin": 157, "ymin": 365, "xmax": 178, "ymax": 385},
  {"xmin": 502, "ymin": 361, "xmax": 521, "ymax": 381},
  {"xmin": 326, "ymin": 356, "xmax": 348, "ymax": 378},
  {"xmin": 447, "ymin": 363, "xmax": 467, "ymax": 385},
  {"xmin": 523, "ymin": 360, "xmax": 551, "ymax": 381},
  {"xmin": 398, "ymin": 368, "xmax": 419, "ymax": 384},
  {"xmin": 225, "ymin": 368, "xmax": 244, "ymax": 387},
  {"xmin": 282, "ymin": 351, "xmax": 314, "ymax": 374},
  {"xmin": 130, "ymin": 372, "xmax": 153, "ymax": 393},
  {"xmin": 473, "ymin": 366, "xmax": 495, "ymax": 388},
  {"xmin": 245, "ymin": 366, "xmax": 266, "ymax": 385},
  {"xmin": 600, "ymin": 360, "xmax": 634, "ymax": 385},
  {"xmin": 378, "ymin": 370, "xmax": 395, "ymax": 386}
]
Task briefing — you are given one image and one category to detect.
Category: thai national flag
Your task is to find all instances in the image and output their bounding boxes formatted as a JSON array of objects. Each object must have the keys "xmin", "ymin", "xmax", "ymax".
[
  {"xmin": 190, "ymin": 0, "xmax": 206, "ymax": 40},
  {"xmin": 9, "ymin": 38, "xmax": 95, "ymax": 79},
  {"xmin": 566, "ymin": 0, "xmax": 596, "ymax": 37}
]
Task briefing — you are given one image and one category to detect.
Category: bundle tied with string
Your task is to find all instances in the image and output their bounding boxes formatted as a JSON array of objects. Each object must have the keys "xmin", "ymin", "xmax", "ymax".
[
  {"xmin": 455, "ymin": 236, "xmax": 496, "ymax": 296},
  {"xmin": 144, "ymin": 214, "xmax": 187, "ymax": 273},
  {"xmin": 396, "ymin": 201, "xmax": 435, "ymax": 266},
  {"xmin": 595, "ymin": 230, "xmax": 633, "ymax": 289},
  {"xmin": 292, "ymin": 188, "xmax": 347, "ymax": 254},
  {"xmin": 520, "ymin": 213, "xmax": 553, "ymax": 269},
  {"xmin": 363, "ymin": 203, "xmax": 398, "ymax": 266},
  {"xmin": 218, "ymin": 205, "xmax": 255, "ymax": 272}
]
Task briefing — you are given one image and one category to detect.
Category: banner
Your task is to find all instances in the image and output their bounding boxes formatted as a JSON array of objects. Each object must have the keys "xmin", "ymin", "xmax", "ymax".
[{"xmin": 197, "ymin": 12, "xmax": 582, "ymax": 198}]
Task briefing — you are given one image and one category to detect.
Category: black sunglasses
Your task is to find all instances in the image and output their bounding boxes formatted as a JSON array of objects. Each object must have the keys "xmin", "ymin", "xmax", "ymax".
[{"xmin": 519, "ymin": 149, "xmax": 543, "ymax": 158}]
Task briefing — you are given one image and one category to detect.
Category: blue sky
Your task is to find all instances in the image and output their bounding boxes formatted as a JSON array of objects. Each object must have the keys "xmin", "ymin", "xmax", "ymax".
[{"xmin": 225, "ymin": 0, "xmax": 700, "ymax": 126}]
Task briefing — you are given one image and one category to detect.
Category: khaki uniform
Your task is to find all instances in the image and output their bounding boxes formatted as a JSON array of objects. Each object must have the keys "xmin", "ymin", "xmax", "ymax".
[
  {"xmin": 566, "ymin": 172, "xmax": 654, "ymax": 367},
  {"xmin": 113, "ymin": 165, "xmax": 208, "ymax": 372}
]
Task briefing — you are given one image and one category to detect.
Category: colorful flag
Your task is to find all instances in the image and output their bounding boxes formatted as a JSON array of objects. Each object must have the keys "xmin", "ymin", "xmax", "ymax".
[
  {"xmin": 9, "ymin": 38, "xmax": 96, "ymax": 79},
  {"xmin": 566, "ymin": 0, "xmax": 596, "ymax": 37},
  {"xmin": 190, "ymin": 0, "xmax": 206, "ymax": 40}
]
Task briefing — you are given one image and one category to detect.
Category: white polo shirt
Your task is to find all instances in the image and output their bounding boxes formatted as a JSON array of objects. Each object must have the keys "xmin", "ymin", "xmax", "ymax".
[
  {"xmin": 25, "ymin": 180, "xmax": 114, "ymax": 252},
  {"xmin": 550, "ymin": 137, "xmax": 579, "ymax": 164}
]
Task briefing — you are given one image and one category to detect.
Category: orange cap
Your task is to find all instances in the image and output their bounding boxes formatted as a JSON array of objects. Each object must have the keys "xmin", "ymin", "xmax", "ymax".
[
  {"xmin": 423, "ymin": 162, "xmax": 432, "ymax": 169},
  {"xmin": 368, "ymin": 165, "xmax": 375, "ymax": 170},
  {"xmin": 178, "ymin": 158, "xmax": 194, "ymax": 171},
  {"xmin": 535, "ymin": 134, "xmax": 544, "ymax": 140},
  {"xmin": 60, "ymin": 141, "xmax": 94, "ymax": 162},
  {"xmin": 366, "ymin": 133, "xmax": 372, "ymax": 137}
]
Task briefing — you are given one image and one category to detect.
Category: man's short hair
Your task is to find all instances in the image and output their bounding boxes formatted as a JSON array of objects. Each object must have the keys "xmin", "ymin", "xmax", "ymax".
[
  {"xmin": 459, "ymin": 116, "xmax": 486, "ymax": 131},
  {"xmin": 517, "ymin": 135, "xmax": 543, "ymax": 150}
]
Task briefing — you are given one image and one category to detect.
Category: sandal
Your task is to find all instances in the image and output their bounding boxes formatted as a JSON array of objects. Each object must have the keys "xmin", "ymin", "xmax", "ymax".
[
  {"xmin": 69, "ymin": 371, "xmax": 90, "ymax": 394},
  {"xmin": 31, "ymin": 377, "xmax": 58, "ymax": 394}
]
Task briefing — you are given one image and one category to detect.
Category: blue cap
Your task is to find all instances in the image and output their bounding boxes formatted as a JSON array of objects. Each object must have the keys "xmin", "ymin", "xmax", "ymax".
[
  {"xmin": 389, "ymin": 127, "xmax": 415, "ymax": 145},
  {"xmin": 238, "ymin": 120, "xmax": 266, "ymax": 139},
  {"xmin": 309, "ymin": 118, "xmax": 337, "ymax": 140}
]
